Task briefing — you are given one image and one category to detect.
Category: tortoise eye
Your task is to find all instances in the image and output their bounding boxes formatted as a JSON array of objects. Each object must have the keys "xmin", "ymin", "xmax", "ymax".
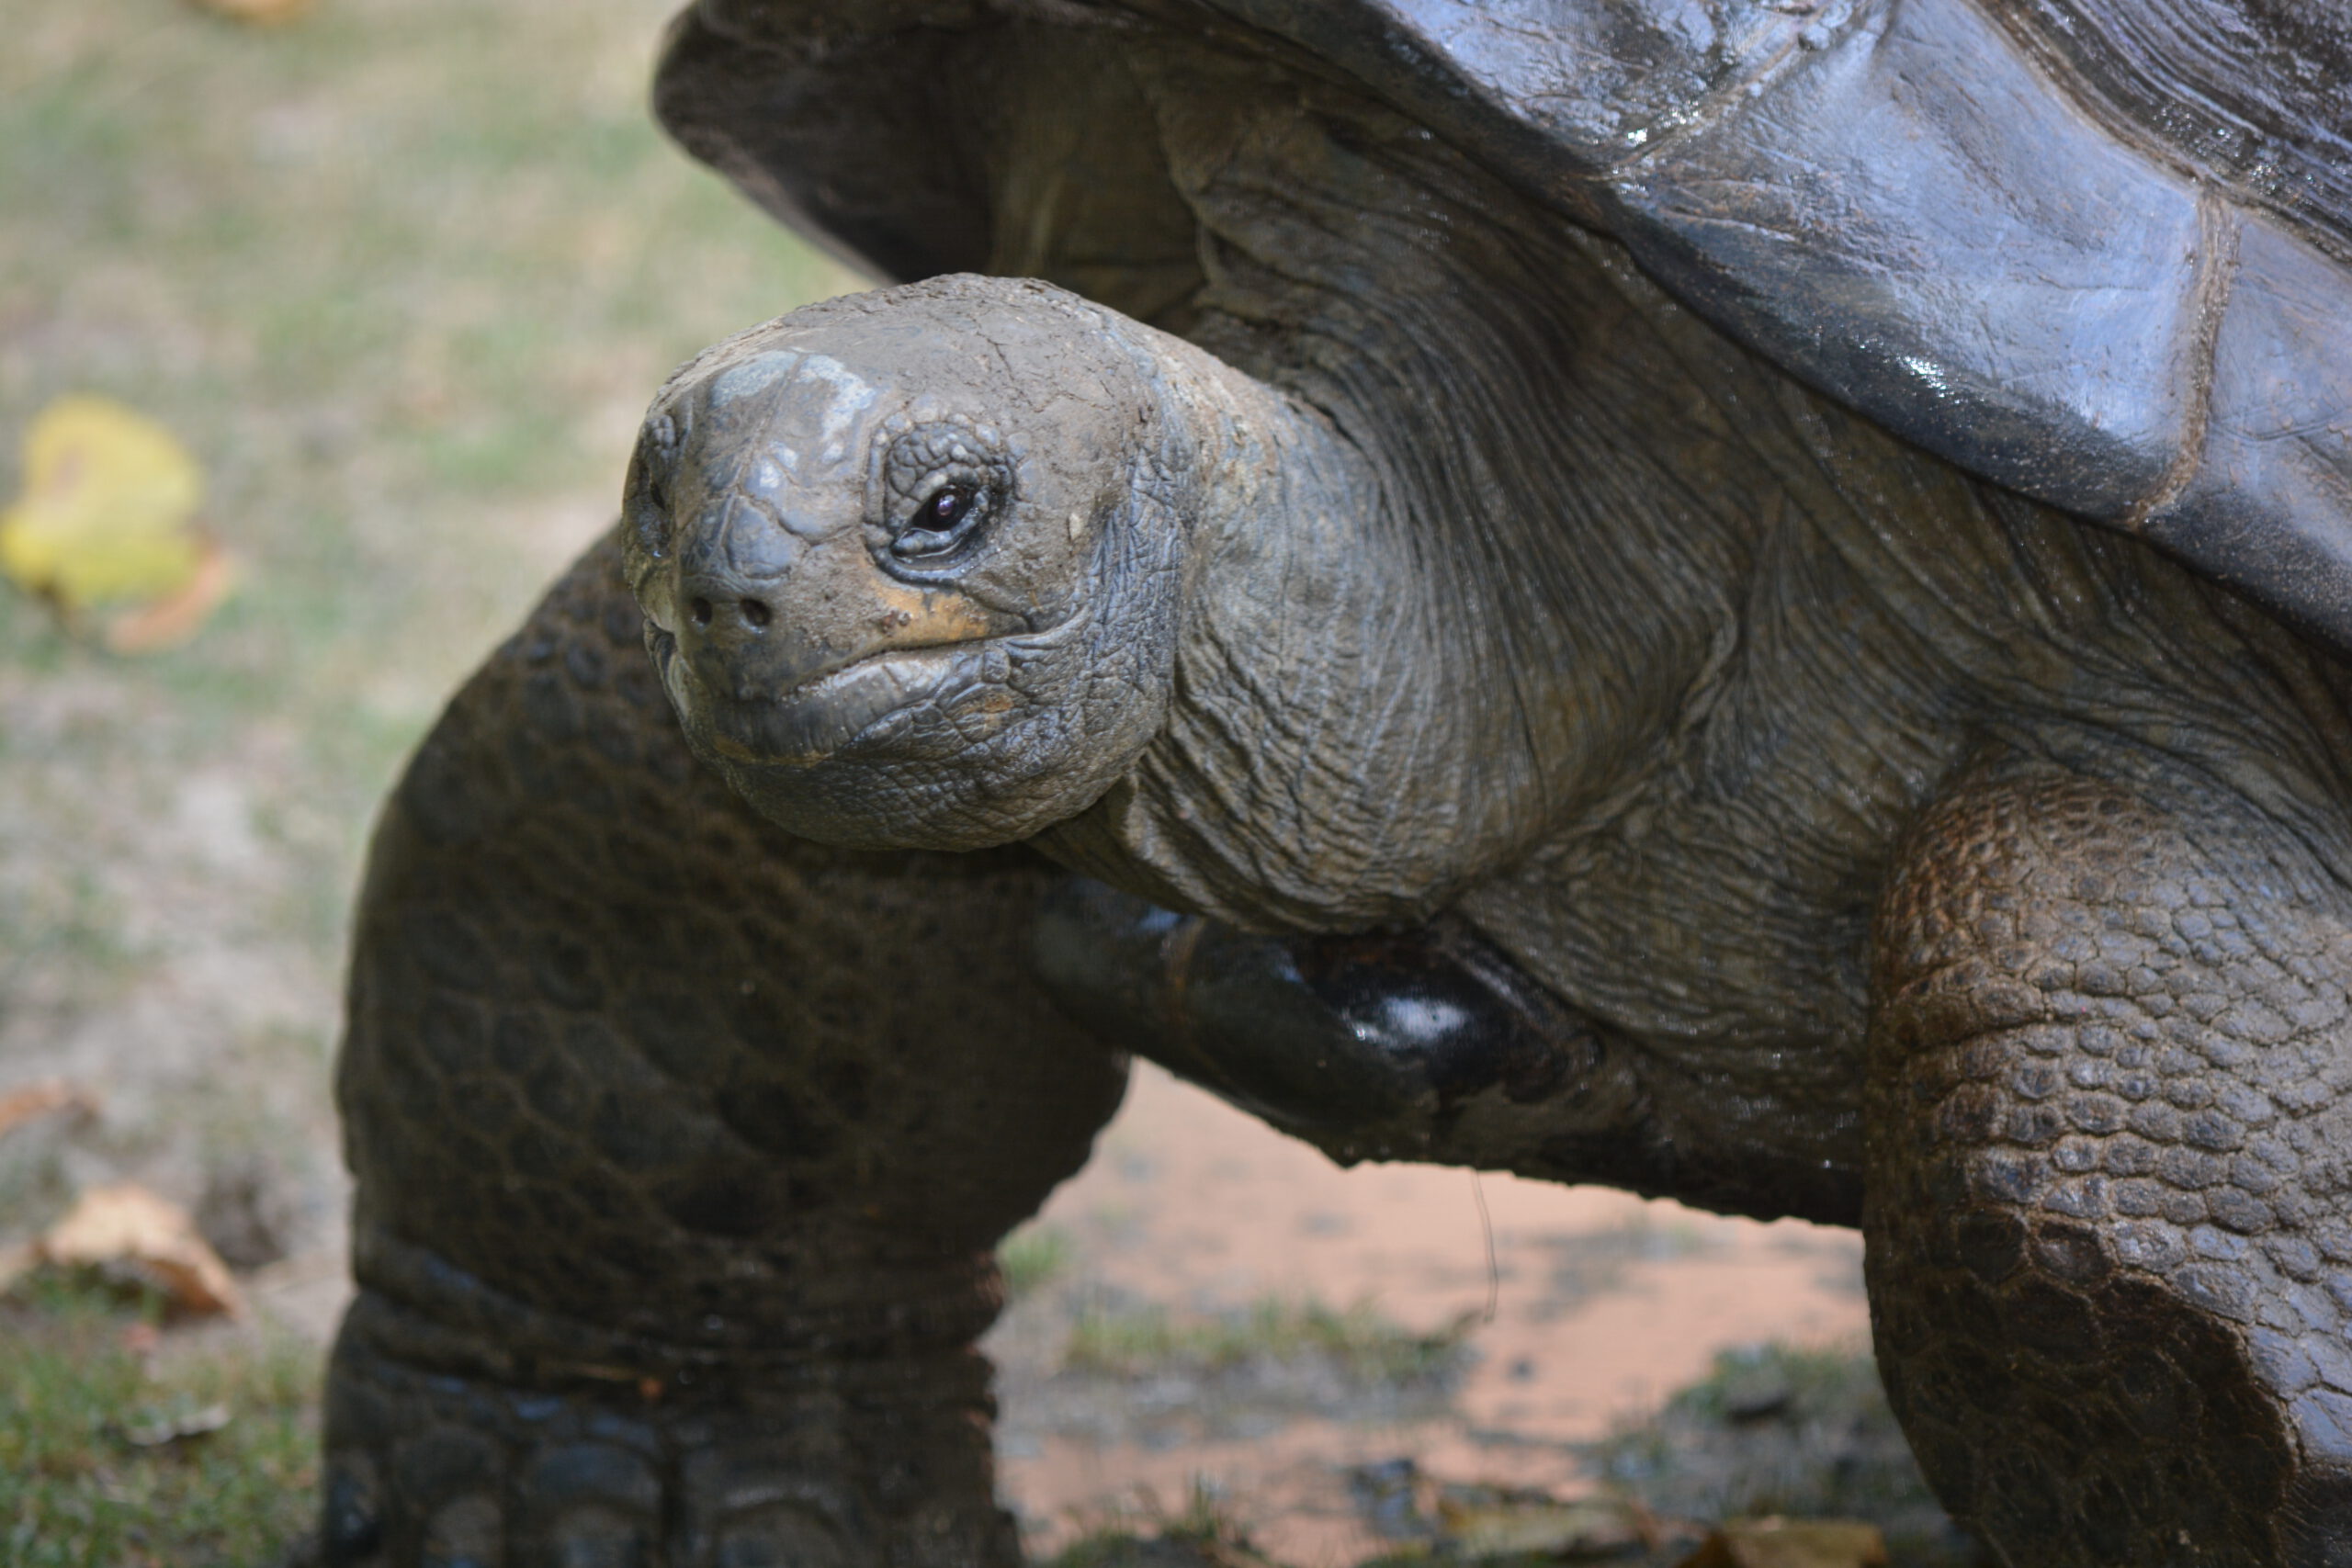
[{"xmin": 893, "ymin": 485, "xmax": 985, "ymax": 559}]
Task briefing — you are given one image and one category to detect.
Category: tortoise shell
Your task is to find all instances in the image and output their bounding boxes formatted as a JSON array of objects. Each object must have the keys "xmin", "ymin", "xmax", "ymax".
[{"xmin": 653, "ymin": 0, "xmax": 2352, "ymax": 654}]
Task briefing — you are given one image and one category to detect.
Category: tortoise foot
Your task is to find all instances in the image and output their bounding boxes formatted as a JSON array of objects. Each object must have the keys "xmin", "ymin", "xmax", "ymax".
[{"xmin": 319, "ymin": 1290, "xmax": 1017, "ymax": 1568}]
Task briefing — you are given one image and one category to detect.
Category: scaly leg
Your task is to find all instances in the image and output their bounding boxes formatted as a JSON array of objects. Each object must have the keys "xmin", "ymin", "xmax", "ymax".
[
  {"xmin": 321, "ymin": 529, "xmax": 1127, "ymax": 1566},
  {"xmin": 1868, "ymin": 761, "xmax": 2352, "ymax": 1565}
]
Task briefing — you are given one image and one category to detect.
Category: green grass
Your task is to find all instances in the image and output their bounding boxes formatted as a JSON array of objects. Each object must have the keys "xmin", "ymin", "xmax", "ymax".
[
  {"xmin": 1062, "ymin": 1295, "xmax": 1471, "ymax": 1386},
  {"xmin": 0, "ymin": 1279, "xmax": 322, "ymax": 1567}
]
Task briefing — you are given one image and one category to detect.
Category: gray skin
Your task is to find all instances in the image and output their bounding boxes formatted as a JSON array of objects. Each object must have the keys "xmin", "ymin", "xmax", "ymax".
[{"xmin": 317, "ymin": 8, "xmax": 2352, "ymax": 1568}]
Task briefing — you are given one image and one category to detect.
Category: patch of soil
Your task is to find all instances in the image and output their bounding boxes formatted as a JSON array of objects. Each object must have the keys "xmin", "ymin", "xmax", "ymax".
[{"xmin": 986, "ymin": 1063, "xmax": 1880, "ymax": 1564}]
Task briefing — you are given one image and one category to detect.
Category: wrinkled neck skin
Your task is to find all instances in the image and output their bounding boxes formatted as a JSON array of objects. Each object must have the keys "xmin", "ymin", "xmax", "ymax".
[
  {"xmin": 1021, "ymin": 75, "xmax": 1743, "ymax": 934},
  {"xmin": 1044, "ymin": 301, "xmax": 1722, "ymax": 933}
]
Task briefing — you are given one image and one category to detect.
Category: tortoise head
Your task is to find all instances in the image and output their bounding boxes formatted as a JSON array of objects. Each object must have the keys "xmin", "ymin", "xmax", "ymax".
[{"xmin": 623, "ymin": 276, "xmax": 1193, "ymax": 851}]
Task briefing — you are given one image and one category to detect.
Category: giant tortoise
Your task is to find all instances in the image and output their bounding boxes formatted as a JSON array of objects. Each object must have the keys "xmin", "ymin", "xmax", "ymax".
[{"xmin": 319, "ymin": 1, "xmax": 2352, "ymax": 1563}]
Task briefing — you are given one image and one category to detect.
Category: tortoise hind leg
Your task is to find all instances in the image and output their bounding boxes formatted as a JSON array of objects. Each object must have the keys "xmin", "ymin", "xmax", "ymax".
[
  {"xmin": 321, "ymin": 528, "xmax": 1127, "ymax": 1565},
  {"xmin": 1866, "ymin": 762, "xmax": 2352, "ymax": 1567}
]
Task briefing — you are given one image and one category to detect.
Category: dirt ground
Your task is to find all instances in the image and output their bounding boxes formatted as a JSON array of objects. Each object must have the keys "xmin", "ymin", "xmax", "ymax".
[{"xmin": 986, "ymin": 1063, "xmax": 1872, "ymax": 1562}]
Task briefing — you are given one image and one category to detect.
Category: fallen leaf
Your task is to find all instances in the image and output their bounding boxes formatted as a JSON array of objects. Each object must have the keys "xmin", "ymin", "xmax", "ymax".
[
  {"xmin": 1678, "ymin": 1518, "xmax": 1889, "ymax": 1568},
  {"xmin": 187, "ymin": 0, "xmax": 317, "ymax": 22},
  {"xmin": 3, "ymin": 397, "xmax": 202, "ymax": 604},
  {"xmin": 0, "ymin": 1078, "xmax": 99, "ymax": 1139},
  {"xmin": 118, "ymin": 1400, "xmax": 233, "ymax": 1448},
  {"xmin": 0, "ymin": 396, "xmax": 235, "ymax": 649},
  {"xmin": 1438, "ymin": 1496, "xmax": 1649, "ymax": 1560},
  {"xmin": 24, "ymin": 1182, "xmax": 247, "ymax": 1320}
]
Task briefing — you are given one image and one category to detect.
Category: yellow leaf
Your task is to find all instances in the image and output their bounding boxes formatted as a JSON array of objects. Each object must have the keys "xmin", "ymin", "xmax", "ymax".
[
  {"xmin": 0, "ymin": 395, "xmax": 206, "ymax": 612},
  {"xmin": 105, "ymin": 532, "xmax": 238, "ymax": 654}
]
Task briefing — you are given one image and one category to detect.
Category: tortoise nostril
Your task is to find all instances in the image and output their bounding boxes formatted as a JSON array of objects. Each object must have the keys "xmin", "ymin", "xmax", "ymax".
[
  {"xmin": 741, "ymin": 598, "xmax": 772, "ymax": 629},
  {"xmin": 690, "ymin": 596, "xmax": 714, "ymax": 628}
]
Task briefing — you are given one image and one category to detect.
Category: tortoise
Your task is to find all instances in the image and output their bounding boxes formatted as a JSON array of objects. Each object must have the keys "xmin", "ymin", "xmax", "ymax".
[{"xmin": 318, "ymin": 0, "xmax": 2352, "ymax": 1563}]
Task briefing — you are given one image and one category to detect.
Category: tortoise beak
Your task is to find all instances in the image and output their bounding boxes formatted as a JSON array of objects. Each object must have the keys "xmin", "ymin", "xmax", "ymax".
[{"xmin": 647, "ymin": 491, "xmax": 1014, "ymax": 748}]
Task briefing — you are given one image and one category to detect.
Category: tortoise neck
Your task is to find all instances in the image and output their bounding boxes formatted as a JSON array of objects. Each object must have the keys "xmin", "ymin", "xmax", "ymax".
[{"xmin": 1038, "ymin": 312, "xmax": 1702, "ymax": 932}]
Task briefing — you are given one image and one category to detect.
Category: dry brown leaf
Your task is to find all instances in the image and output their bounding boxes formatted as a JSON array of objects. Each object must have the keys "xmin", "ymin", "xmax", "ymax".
[
  {"xmin": 1439, "ymin": 1496, "xmax": 1650, "ymax": 1560},
  {"xmin": 1678, "ymin": 1518, "xmax": 1889, "ymax": 1568},
  {"xmin": 28, "ymin": 1182, "xmax": 247, "ymax": 1320},
  {"xmin": 0, "ymin": 1078, "xmax": 99, "ymax": 1139},
  {"xmin": 187, "ymin": 0, "xmax": 318, "ymax": 22}
]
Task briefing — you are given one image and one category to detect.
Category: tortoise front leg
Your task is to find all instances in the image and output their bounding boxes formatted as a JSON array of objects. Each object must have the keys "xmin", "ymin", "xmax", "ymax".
[
  {"xmin": 1866, "ymin": 762, "xmax": 2352, "ymax": 1566},
  {"xmin": 320, "ymin": 530, "xmax": 1127, "ymax": 1566}
]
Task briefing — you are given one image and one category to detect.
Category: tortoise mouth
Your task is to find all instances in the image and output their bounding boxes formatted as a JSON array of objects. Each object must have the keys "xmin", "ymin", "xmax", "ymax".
[
  {"xmin": 648, "ymin": 599, "xmax": 1097, "ymax": 779},
  {"xmin": 650, "ymin": 626, "xmax": 975, "ymax": 766}
]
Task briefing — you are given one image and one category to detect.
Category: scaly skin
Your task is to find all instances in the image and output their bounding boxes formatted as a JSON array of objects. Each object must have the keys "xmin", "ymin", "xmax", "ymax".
[
  {"xmin": 1869, "ymin": 762, "xmax": 2352, "ymax": 1564},
  {"xmin": 324, "ymin": 533, "xmax": 1126, "ymax": 1565}
]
